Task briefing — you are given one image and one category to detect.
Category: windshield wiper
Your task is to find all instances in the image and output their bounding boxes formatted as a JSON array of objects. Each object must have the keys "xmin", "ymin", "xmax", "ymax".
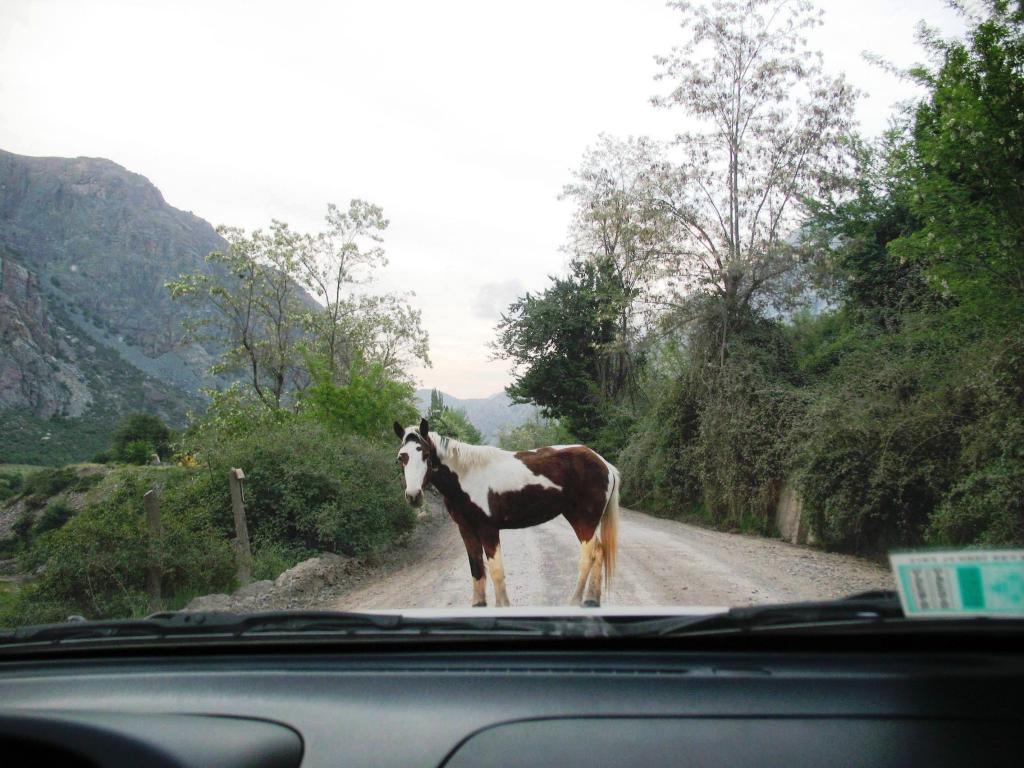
[
  {"xmin": 615, "ymin": 592, "xmax": 908, "ymax": 638},
  {"xmin": 7, "ymin": 592, "xmax": 1017, "ymax": 652},
  {"xmin": 0, "ymin": 610, "xmax": 611, "ymax": 652}
]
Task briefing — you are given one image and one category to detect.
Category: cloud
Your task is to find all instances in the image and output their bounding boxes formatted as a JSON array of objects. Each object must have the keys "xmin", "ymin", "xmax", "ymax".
[{"xmin": 473, "ymin": 279, "xmax": 525, "ymax": 320}]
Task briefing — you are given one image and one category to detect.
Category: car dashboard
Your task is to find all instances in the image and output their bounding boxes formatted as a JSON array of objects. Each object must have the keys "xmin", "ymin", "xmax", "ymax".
[{"xmin": 1, "ymin": 637, "xmax": 1022, "ymax": 767}]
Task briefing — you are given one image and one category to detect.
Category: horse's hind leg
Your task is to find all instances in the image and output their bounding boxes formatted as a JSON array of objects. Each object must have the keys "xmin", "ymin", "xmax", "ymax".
[
  {"xmin": 569, "ymin": 537, "xmax": 598, "ymax": 606},
  {"xmin": 583, "ymin": 540, "xmax": 604, "ymax": 607}
]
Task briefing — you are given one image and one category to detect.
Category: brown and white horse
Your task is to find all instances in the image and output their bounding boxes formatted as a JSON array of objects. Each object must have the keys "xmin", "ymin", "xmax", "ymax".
[{"xmin": 393, "ymin": 418, "xmax": 619, "ymax": 608}]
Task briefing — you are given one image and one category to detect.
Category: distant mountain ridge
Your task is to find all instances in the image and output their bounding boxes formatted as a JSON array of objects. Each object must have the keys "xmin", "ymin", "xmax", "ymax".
[
  {"xmin": 0, "ymin": 149, "xmax": 229, "ymax": 391},
  {"xmin": 414, "ymin": 389, "xmax": 538, "ymax": 445},
  {"xmin": 0, "ymin": 149, "xmax": 234, "ymax": 462}
]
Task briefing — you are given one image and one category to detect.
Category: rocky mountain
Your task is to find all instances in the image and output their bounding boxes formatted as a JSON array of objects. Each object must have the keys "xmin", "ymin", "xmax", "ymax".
[
  {"xmin": 415, "ymin": 389, "xmax": 538, "ymax": 445},
  {"xmin": 0, "ymin": 149, "xmax": 229, "ymax": 463}
]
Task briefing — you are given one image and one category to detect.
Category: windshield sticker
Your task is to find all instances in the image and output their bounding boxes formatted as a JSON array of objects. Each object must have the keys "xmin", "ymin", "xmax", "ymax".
[{"xmin": 890, "ymin": 550, "xmax": 1024, "ymax": 618}]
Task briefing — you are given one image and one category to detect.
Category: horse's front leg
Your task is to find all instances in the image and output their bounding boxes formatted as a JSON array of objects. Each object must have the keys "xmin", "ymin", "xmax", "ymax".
[
  {"xmin": 481, "ymin": 527, "xmax": 510, "ymax": 608},
  {"xmin": 458, "ymin": 525, "xmax": 488, "ymax": 607}
]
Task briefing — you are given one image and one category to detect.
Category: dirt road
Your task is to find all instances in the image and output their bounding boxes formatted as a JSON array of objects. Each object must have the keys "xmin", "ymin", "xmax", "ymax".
[{"xmin": 334, "ymin": 504, "xmax": 893, "ymax": 610}]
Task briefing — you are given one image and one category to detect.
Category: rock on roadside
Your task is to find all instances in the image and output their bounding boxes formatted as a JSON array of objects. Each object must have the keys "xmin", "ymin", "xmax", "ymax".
[{"xmin": 184, "ymin": 553, "xmax": 356, "ymax": 613}]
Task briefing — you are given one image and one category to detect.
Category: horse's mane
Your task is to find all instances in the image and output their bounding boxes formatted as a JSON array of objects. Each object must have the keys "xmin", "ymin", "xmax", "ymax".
[{"xmin": 432, "ymin": 433, "xmax": 507, "ymax": 473}]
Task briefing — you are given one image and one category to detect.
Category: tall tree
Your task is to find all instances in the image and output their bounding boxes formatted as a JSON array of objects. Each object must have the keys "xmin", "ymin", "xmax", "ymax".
[
  {"xmin": 890, "ymin": 0, "xmax": 1024, "ymax": 328},
  {"xmin": 804, "ymin": 133, "xmax": 931, "ymax": 321},
  {"xmin": 168, "ymin": 222, "xmax": 309, "ymax": 409},
  {"xmin": 348, "ymin": 293, "xmax": 431, "ymax": 381},
  {"xmin": 560, "ymin": 135, "xmax": 669, "ymax": 393},
  {"xmin": 297, "ymin": 200, "xmax": 388, "ymax": 377},
  {"xmin": 494, "ymin": 258, "xmax": 631, "ymax": 442},
  {"xmin": 562, "ymin": 135, "xmax": 673, "ymax": 318},
  {"xmin": 296, "ymin": 201, "xmax": 429, "ymax": 382},
  {"xmin": 653, "ymin": 0, "xmax": 857, "ymax": 336}
]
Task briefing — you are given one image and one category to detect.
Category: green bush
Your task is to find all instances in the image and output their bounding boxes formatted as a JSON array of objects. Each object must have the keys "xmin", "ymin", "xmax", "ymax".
[
  {"xmin": 620, "ymin": 320, "xmax": 800, "ymax": 533},
  {"xmin": 34, "ymin": 500, "xmax": 73, "ymax": 535},
  {"xmin": 111, "ymin": 413, "xmax": 171, "ymax": 462},
  {"xmin": 202, "ymin": 420, "xmax": 416, "ymax": 557},
  {"xmin": 0, "ymin": 471, "xmax": 24, "ymax": 501},
  {"xmin": 120, "ymin": 439, "xmax": 155, "ymax": 465},
  {"xmin": 788, "ymin": 312, "xmax": 1024, "ymax": 555},
  {"xmin": 0, "ymin": 468, "xmax": 236, "ymax": 626},
  {"xmin": 927, "ymin": 458, "xmax": 1024, "ymax": 546},
  {"xmin": 21, "ymin": 467, "xmax": 77, "ymax": 498},
  {"xmin": 299, "ymin": 356, "xmax": 418, "ymax": 441},
  {"xmin": 619, "ymin": 375, "xmax": 702, "ymax": 517},
  {"xmin": 11, "ymin": 510, "xmax": 35, "ymax": 548},
  {"xmin": 689, "ymin": 342, "xmax": 801, "ymax": 533},
  {"xmin": 789, "ymin": 315, "xmax": 958, "ymax": 553}
]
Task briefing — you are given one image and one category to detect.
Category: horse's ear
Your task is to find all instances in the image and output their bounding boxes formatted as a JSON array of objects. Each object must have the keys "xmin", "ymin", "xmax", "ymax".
[
  {"xmin": 419, "ymin": 418, "xmax": 430, "ymax": 438},
  {"xmin": 393, "ymin": 421, "xmax": 405, "ymax": 440}
]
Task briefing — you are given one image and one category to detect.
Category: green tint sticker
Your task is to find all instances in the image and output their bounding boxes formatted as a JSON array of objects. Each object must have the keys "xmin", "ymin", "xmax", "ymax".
[{"xmin": 889, "ymin": 550, "xmax": 1024, "ymax": 618}]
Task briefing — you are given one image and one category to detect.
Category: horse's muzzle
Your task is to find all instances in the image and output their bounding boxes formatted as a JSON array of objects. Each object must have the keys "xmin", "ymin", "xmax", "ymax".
[{"xmin": 406, "ymin": 490, "xmax": 423, "ymax": 508}]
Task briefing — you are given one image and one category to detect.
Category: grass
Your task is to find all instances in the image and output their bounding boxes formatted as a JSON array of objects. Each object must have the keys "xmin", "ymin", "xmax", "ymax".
[
  {"xmin": 0, "ymin": 464, "xmax": 47, "ymax": 477},
  {"xmin": 0, "ymin": 580, "xmax": 24, "ymax": 623},
  {"xmin": 252, "ymin": 542, "xmax": 311, "ymax": 582}
]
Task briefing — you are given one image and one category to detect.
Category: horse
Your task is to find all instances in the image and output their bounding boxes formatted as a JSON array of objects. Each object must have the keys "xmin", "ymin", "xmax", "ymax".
[{"xmin": 393, "ymin": 418, "xmax": 619, "ymax": 608}]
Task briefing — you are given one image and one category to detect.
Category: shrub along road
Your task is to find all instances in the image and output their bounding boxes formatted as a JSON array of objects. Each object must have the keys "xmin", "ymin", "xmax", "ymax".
[{"xmin": 333, "ymin": 502, "xmax": 894, "ymax": 610}]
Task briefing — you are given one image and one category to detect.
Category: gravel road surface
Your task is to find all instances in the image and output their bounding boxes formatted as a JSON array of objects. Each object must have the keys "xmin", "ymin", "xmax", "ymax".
[{"xmin": 334, "ymin": 503, "xmax": 893, "ymax": 610}]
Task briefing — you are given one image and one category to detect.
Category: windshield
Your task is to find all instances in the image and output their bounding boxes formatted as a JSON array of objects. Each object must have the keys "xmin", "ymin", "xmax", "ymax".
[{"xmin": 0, "ymin": 0, "xmax": 1020, "ymax": 632}]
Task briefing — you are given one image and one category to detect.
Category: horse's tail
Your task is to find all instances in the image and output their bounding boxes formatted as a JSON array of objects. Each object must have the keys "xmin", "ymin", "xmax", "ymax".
[{"xmin": 600, "ymin": 467, "xmax": 619, "ymax": 594}]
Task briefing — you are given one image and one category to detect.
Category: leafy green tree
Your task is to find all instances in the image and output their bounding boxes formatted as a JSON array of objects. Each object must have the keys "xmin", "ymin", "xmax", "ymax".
[
  {"xmin": 562, "ymin": 135, "xmax": 669, "ymax": 365},
  {"xmin": 425, "ymin": 390, "xmax": 483, "ymax": 444},
  {"xmin": 890, "ymin": 0, "xmax": 1024, "ymax": 329},
  {"xmin": 497, "ymin": 418, "xmax": 575, "ymax": 451},
  {"xmin": 110, "ymin": 413, "xmax": 171, "ymax": 463},
  {"xmin": 804, "ymin": 134, "xmax": 932, "ymax": 320},
  {"xmin": 168, "ymin": 222, "xmax": 309, "ymax": 409},
  {"xmin": 299, "ymin": 355, "xmax": 418, "ymax": 440},
  {"xmin": 297, "ymin": 200, "xmax": 389, "ymax": 378},
  {"xmin": 295, "ymin": 200, "xmax": 430, "ymax": 381},
  {"xmin": 494, "ymin": 257, "xmax": 632, "ymax": 443}
]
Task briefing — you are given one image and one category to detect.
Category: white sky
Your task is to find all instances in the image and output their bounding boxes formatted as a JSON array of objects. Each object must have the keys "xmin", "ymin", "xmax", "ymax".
[{"xmin": 0, "ymin": 0, "xmax": 966, "ymax": 398}]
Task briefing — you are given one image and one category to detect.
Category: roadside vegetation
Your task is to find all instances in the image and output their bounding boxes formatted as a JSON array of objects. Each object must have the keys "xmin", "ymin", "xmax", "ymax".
[
  {"xmin": 0, "ymin": 199, "xmax": 476, "ymax": 626},
  {"xmin": 494, "ymin": 0, "xmax": 1024, "ymax": 556}
]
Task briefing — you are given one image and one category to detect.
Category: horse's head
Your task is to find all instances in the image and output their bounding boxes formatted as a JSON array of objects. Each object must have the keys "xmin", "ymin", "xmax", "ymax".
[{"xmin": 393, "ymin": 417, "xmax": 437, "ymax": 508}]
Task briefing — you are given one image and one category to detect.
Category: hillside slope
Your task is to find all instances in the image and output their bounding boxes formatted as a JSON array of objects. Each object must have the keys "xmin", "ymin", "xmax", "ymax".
[{"xmin": 0, "ymin": 150, "xmax": 230, "ymax": 462}]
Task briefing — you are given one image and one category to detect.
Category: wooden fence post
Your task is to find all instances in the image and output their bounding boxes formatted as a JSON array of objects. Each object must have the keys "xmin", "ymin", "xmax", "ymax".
[
  {"xmin": 144, "ymin": 489, "xmax": 161, "ymax": 613},
  {"xmin": 228, "ymin": 468, "xmax": 252, "ymax": 585}
]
